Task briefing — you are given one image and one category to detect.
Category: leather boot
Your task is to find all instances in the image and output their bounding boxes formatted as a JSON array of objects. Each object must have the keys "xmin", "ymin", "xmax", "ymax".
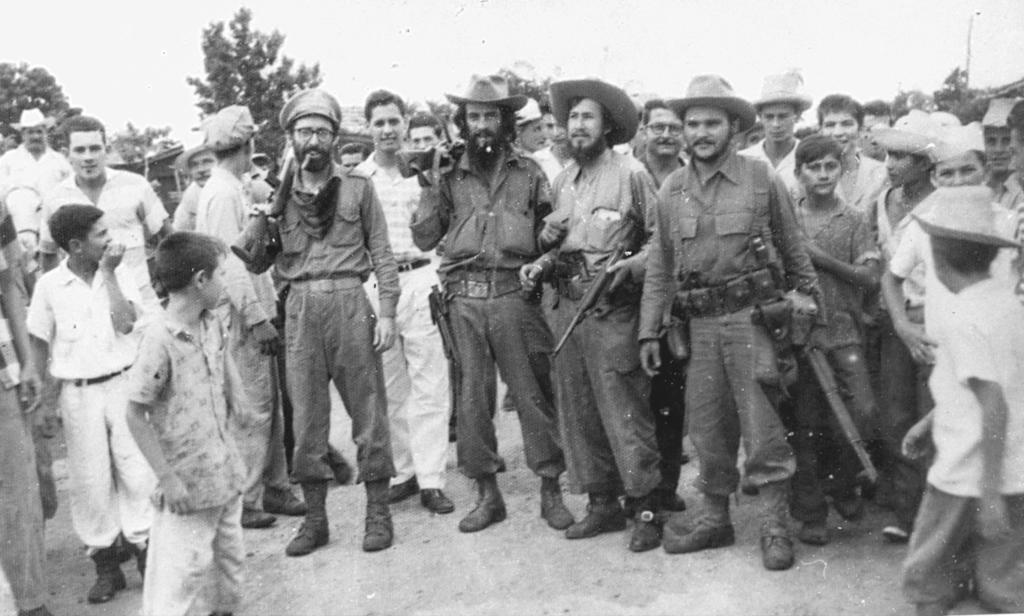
[
  {"xmin": 565, "ymin": 492, "xmax": 626, "ymax": 539},
  {"xmin": 458, "ymin": 474, "xmax": 506, "ymax": 533},
  {"xmin": 285, "ymin": 481, "xmax": 329, "ymax": 557},
  {"xmin": 759, "ymin": 481, "xmax": 795, "ymax": 571},
  {"xmin": 263, "ymin": 486, "xmax": 308, "ymax": 516},
  {"xmin": 363, "ymin": 479, "xmax": 394, "ymax": 552},
  {"xmin": 628, "ymin": 493, "xmax": 663, "ymax": 553},
  {"xmin": 87, "ymin": 546, "xmax": 126, "ymax": 603},
  {"xmin": 662, "ymin": 493, "xmax": 734, "ymax": 554},
  {"xmin": 540, "ymin": 476, "xmax": 574, "ymax": 530}
]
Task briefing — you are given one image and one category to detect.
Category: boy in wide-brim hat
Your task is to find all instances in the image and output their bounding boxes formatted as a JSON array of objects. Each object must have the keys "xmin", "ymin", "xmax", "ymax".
[{"xmin": 900, "ymin": 186, "xmax": 1024, "ymax": 616}]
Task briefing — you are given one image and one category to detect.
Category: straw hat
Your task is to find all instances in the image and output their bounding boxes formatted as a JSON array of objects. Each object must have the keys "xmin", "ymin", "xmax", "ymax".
[
  {"xmin": 753, "ymin": 71, "xmax": 812, "ymax": 114},
  {"xmin": 13, "ymin": 108, "xmax": 54, "ymax": 130},
  {"xmin": 871, "ymin": 110, "xmax": 945, "ymax": 160},
  {"xmin": 913, "ymin": 186, "xmax": 1017, "ymax": 247}
]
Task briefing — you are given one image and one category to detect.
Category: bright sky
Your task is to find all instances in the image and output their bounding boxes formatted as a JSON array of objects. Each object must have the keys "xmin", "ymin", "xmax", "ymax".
[{"xmin": 4, "ymin": 0, "xmax": 1024, "ymax": 141}]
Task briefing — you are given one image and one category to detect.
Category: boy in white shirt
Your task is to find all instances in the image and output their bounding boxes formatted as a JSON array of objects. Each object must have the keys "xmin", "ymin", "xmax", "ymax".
[{"xmin": 900, "ymin": 186, "xmax": 1024, "ymax": 615}]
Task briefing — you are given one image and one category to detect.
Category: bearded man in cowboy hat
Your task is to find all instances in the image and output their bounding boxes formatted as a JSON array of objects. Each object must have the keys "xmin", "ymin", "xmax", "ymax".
[
  {"xmin": 410, "ymin": 73, "xmax": 573, "ymax": 534},
  {"xmin": 272, "ymin": 88, "xmax": 401, "ymax": 555},
  {"xmin": 518, "ymin": 77, "xmax": 664, "ymax": 552},
  {"xmin": 0, "ymin": 108, "xmax": 71, "ymax": 202},
  {"xmin": 194, "ymin": 105, "xmax": 305, "ymax": 530},
  {"xmin": 741, "ymin": 71, "xmax": 813, "ymax": 201},
  {"xmin": 638, "ymin": 74, "xmax": 820, "ymax": 570}
]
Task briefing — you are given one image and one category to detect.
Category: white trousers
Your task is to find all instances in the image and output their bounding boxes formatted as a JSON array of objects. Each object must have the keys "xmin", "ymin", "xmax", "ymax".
[
  {"xmin": 366, "ymin": 262, "xmax": 450, "ymax": 489},
  {"xmin": 142, "ymin": 494, "xmax": 244, "ymax": 616},
  {"xmin": 59, "ymin": 373, "xmax": 155, "ymax": 551}
]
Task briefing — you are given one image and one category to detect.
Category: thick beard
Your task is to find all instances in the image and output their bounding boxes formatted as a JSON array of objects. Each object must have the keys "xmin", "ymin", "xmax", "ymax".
[
  {"xmin": 295, "ymin": 144, "xmax": 332, "ymax": 173},
  {"xmin": 467, "ymin": 130, "xmax": 505, "ymax": 170},
  {"xmin": 570, "ymin": 136, "xmax": 607, "ymax": 164}
]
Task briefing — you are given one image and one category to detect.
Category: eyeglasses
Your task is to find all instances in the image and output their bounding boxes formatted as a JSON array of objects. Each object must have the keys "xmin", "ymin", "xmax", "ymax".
[
  {"xmin": 647, "ymin": 123, "xmax": 683, "ymax": 136},
  {"xmin": 293, "ymin": 127, "xmax": 336, "ymax": 142}
]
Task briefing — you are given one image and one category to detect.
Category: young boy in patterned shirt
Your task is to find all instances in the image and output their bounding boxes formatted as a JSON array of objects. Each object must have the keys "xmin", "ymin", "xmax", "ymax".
[{"xmin": 125, "ymin": 232, "xmax": 248, "ymax": 616}]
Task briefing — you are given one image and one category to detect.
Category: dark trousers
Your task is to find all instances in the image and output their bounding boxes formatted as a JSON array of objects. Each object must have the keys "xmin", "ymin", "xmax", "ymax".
[
  {"xmin": 785, "ymin": 344, "xmax": 877, "ymax": 523},
  {"xmin": 877, "ymin": 311, "xmax": 933, "ymax": 530},
  {"xmin": 550, "ymin": 299, "xmax": 660, "ymax": 497},
  {"xmin": 650, "ymin": 337, "xmax": 686, "ymax": 495},
  {"xmin": 448, "ymin": 292, "xmax": 564, "ymax": 479}
]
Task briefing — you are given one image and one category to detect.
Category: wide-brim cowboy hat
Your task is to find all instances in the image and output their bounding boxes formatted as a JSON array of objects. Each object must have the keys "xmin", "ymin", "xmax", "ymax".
[
  {"xmin": 871, "ymin": 109, "xmax": 944, "ymax": 160},
  {"xmin": 13, "ymin": 108, "xmax": 55, "ymax": 130},
  {"xmin": 753, "ymin": 70, "xmax": 812, "ymax": 113},
  {"xmin": 446, "ymin": 74, "xmax": 527, "ymax": 110},
  {"xmin": 913, "ymin": 186, "xmax": 1018, "ymax": 248},
  {"xmin": 549, "ymin": 78, "xmax": 639, "ymax": 146},
  {"xmin": 667, "ymin": 75, "xmax": 756, "ymax": 133}
]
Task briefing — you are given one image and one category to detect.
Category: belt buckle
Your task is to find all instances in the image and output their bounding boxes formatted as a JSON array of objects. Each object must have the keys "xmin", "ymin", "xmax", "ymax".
[{"xmin": 466, "ymin": 280, "xmax": 489, "ymax": 298}]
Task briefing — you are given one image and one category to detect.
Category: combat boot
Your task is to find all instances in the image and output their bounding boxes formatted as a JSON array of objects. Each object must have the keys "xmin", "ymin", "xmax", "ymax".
[
  {"xmin": 540, "ymin": 476, "xmax": 574, "ymax": 530},
  {"xmin": 285, "ymin": 481, "xmax": 329, "ymax": 557},
  {"xmin": 459, "ymin": 474, "xmax": 506, "ymax": 533},
  {"xmin": 363, "ymin": 479, "xmax": 394, "ymax": 552},
  {"xmin": 263, "ymin": 486, "xmax": 308, "ymax": 516},
  {"xmin": 760, "ymin": 481, "xmax": 795, "ymax": 571},
  {"xmin": 628, "ymin": 493, "xmax": 663, "ymax": 553},
  {"xmin": 662, "ymin": 493, "xmax": 734, "ymax": 554},
  {"xmin": 87, "ymin": 545, "xmax": 127, "ymax": 603},
  {"xmin": 565, "ymin": 492, "xmax": 626, "ymax": 539}
]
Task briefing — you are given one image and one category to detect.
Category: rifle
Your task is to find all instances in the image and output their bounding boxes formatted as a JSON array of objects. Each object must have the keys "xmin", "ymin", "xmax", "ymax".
[
  {"xmin": 802, "ymin": 346, "xmax": 879, "ymax": 484},
  {"xmin": 552, "ymin": 243, "xmax": 626, "ymax": 357}
]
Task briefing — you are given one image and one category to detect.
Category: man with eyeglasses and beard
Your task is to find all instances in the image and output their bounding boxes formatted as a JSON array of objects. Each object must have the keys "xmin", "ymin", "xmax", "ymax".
[
  {"xmin": 273, "ymin": 89, "xmax": 400, "ymax": 556},
  {"xmin": 519, "ymin": 78, "xmax": 664, "ymax": 552},
  {"xmin": 411, "ymin": 74, "xmax": 573, "ymax": 535},
  {"xmin": 639, "ymin": 75, "xmax": 819, "ymax": 570}
]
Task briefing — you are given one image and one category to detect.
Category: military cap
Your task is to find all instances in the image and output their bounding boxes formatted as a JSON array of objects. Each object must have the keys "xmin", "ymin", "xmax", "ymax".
[
  {"xmin": 279, "ymin": 89, "xmax": 342, "ymax": 130},
  {"xmin": 202, "ymin": 105, "xmax": 256, "ymax": 152}
]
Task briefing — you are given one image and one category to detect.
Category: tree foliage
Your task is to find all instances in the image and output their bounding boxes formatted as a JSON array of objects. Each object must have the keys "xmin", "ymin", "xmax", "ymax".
[
  {"xmin": 498, "ymin": 62, "xmax": 554, "ymax": 108},
  {"xmin": 108, "ymin": 123, "xmax": 172, "ymax": 166},
  {"xmin": 187, "ymin": 7, "xmax": 322, "ymax": 157},
  {"xmin": 0, "ymin": 63, "xmax": 70, "ymax": 127}
]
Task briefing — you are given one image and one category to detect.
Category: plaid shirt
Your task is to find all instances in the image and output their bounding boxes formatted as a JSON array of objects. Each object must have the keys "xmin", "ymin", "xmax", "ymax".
[{"xmin": 356, "ymin": 155, "xmax": 430, "ymax": 261}]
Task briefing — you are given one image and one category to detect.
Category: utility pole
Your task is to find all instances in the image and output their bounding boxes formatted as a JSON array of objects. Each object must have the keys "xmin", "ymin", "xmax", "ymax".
[{"xmin": 965, "ymin": 11, "xmax": 975, "ymax": 90}]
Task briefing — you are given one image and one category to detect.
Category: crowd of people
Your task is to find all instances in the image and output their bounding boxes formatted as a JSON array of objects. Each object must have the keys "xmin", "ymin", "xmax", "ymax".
[{"xmin": 0, "ymin": 67, "xmax": 1023, "ymax": 616}]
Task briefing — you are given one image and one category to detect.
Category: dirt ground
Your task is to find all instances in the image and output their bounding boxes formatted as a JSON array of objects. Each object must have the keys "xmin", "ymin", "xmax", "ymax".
[{"xmin": 33, "ymin": 392, "xmax": 991, "ymax": 616}]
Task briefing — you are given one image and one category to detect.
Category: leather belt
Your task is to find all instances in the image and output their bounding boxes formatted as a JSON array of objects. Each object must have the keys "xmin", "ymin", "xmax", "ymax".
[
  {"xmin": 396, "ymin": 257, "xmax": 431, "ymax": 273},
  {"xmin": 676, "ymin": 268, "xmax": 780, "ymax": 318},
  {"xmin": 445, "ymin": 269, "xmax": 521, "ymax": 299},
  {"xmin": 69, "ymin": 365, "xmax": 132, "ymax": 387}
]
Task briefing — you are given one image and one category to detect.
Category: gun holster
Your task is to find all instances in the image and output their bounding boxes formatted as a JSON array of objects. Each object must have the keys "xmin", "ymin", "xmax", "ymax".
[
  {"xmin": 751, "ymin": 298, "xmax": 798, "ymax": 391},
  {"xmin": 663, "ymin": 316, "xmax": 690, "ymax": 362}
]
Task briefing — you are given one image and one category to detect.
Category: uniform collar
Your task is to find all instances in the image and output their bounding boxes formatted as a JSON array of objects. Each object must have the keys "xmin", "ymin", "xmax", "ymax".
[{"xmin": 457, "ymin": 146, "xmax": 527, "ymax": 175}]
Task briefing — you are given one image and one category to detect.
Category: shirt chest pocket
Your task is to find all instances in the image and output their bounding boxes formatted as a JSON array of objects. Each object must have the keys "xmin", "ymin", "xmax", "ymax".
[
  {"xmin": 279, "ymin": 218, "xmax": 308, "ymax": 256},
  {"xmin": 583, "ymin": 206, "xmax": 624, "ymax": 251},
  {"xmin": 714, "ymin": 212, "xmax": 754, "ymax": 237},
  {"xmin": 326, "ymin": 202, "xmax": 363, "ymax": 247}
]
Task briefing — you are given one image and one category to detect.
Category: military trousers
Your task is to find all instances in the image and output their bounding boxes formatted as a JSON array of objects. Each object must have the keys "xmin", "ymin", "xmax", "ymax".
[
  {"xmin": 448, "ymin": 291, "xmax": 564, "ymax": 479},
  {"xmin": 0, "ymin": 386, "xmax": 46, "ymax": 612},
  {"xmin": 284, "ymin": 278, "xmax": 395, "ymax": 484},
  {"xmin": 220, "ymin": 304, "xmax": 291, "ymax": 509},
  {"xmin": 685, "ymin": 308, "xmax": 795, "ymax": 497},
  {"xmin": 551, "ymin": 298, "xmax": 660, "ymax": 497}
]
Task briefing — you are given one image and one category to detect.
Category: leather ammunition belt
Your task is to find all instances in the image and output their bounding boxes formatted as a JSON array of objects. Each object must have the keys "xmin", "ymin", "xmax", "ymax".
[
  {"xmin": 675, "ymin": 268, "xmax": 781, "ymax": 318},
  {"xmin": 445, "ymin": 269, "xmax": 521, "ymax": 299}
]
